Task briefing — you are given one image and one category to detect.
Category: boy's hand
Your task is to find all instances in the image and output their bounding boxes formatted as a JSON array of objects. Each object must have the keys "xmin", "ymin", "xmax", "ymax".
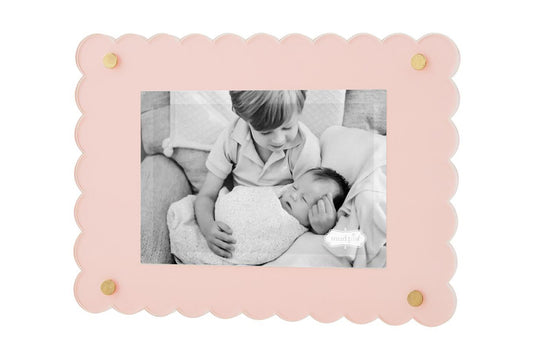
[
  {"xmin": 205, "ymin": 221, "xmax": 236, "ymax": 258},
  {"xmin": 308, "ymin": 193, "xmax": 337, "ymax": 235}
]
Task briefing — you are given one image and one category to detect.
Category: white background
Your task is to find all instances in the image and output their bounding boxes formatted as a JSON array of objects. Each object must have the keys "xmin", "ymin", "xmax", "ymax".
[{"xmin": 1, "ymin": 0, "xmax": 531, "ymax": 358}]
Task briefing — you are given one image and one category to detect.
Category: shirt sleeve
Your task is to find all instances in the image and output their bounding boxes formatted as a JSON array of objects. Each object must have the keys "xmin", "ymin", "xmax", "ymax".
[
  {"xmin": 290, "ymin": 126, "xmax": 321, "ymax": 180},
  {"xmin": 205, "ymin": 128, "xmax": 234, "ymax": 180}
]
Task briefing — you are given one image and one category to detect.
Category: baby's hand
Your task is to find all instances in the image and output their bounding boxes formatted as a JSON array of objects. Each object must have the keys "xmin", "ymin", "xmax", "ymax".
[
  {"xmin": 206, "ymin": 221, "xmax": 236, "ymax": 258},
  {"xmin": 308, "ymin": 193, "xmax": 337, "ymax": 235}
]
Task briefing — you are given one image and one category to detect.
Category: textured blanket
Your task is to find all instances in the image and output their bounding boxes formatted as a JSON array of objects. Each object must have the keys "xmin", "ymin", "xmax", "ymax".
[{"xmin": 168, "ymin": 186, "xmax": 307, "ymax": 265}]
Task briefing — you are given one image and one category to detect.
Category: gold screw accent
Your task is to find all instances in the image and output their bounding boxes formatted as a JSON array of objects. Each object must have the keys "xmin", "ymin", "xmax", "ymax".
[
  {"xmin": 411, "ymin": 53, "xmax": 427, "ymax": 70},
  {"xmin": 102, "ymin": 53, "xmax": 118, "ymax": 69},
  {"xmin": 407, "ymin": 290, "xmax": 424, "ymax": 307},
  {"xmin": 100, "ymin": 279, "xmax": 117, "ymax": 295}
]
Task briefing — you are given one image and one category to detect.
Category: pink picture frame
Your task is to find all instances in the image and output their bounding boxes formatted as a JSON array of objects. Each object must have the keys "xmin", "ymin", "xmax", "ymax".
[{"xmin": 74, "ymin": 33, "xmax": 459, "ymax": 326}]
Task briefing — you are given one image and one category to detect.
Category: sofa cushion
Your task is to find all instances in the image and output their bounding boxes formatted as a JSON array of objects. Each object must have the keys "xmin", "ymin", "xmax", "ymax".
[
  {"xmin": 342, "ymin": 90, "xmax": 386, "ymax": 135},
  {"xmin": 141, "ymin": 91, "xmax": 170, "ymax": 114},
  {"xmin": 141, "ymin": 154, "xmax": 192, "ymax": 264},
  {"xmin": 141, "ymin": 92, "xmax": 170, "ymax": 155}
]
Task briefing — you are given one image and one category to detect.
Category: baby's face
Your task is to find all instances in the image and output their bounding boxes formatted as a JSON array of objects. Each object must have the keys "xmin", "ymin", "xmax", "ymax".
[{"xmin": 279, "ymin": 172, "xmax": 340, "ymax": 227}]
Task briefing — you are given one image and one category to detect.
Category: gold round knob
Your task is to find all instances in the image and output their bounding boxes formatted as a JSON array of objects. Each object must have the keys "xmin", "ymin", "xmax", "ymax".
[
  {"xmin": 407, "ymin": 290, "xmax": 424, "ymax": 307},
  {"xmin": 102, "ymin": 53, "xmax": 118, "ymax": 69},
  {"xmin": 411, "ymin": 53, "xmax": 427, "ymax": 70},
  {"xmin": 100, "ymin": 279, "xmax": 117, "ymax": 295}
]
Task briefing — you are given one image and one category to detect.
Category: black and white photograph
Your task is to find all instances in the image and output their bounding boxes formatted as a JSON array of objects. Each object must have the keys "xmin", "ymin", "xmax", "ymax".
[{"xmin": 141, "ymin": 90, "xmax": 387, "ymax": 267}]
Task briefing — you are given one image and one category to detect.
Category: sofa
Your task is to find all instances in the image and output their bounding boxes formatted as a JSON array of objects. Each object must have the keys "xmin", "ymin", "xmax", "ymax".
[{"xmin": 141, "ymin": 90, "xmax": 386, "ymax": 266}]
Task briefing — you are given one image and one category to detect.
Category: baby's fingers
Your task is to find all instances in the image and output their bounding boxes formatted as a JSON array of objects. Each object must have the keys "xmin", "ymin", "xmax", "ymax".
[
  {"xmin": 307, "ymin": 210, "xmax": 316, "ymax": 225},
  {"xmin": 310, "ymin": 204, "xmax": 319, "ymax": 218},
  {"xmin": 317, "ymin": 199, "xmax": 326, "ymax": 214},
  {"xmin": 324, "ymin": 193, "xmax": 335, "ymax": 214}
]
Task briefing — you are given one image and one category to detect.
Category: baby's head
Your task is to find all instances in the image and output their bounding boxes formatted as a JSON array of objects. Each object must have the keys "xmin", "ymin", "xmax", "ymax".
[
  {"xmin": 280, "ymin": 167, "xmax": 350, "ymax": 228},
  {"xmin": 229, "ymin": 90, "xmax": 306, "ymax": 152}
]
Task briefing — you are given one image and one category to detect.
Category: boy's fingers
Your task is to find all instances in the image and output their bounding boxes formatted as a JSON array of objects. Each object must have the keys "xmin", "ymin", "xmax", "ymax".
[
  {"xmin": 217, "ymin": 248, "xmax": 232, "ymax": 258},
  {"xmin": 216, "ymin": 232, "xmax": 236, "ymax": 244},
  {"xmin": 208, "ymin": 243, "xmax": 232, "ymax": 258},
  {"xmin": 217, "ymin": 221, "xmax": 233, "ymax": 234},
  {"xmin": 213, "ymin": 238, "xmax": 234, "ymax": 252}
]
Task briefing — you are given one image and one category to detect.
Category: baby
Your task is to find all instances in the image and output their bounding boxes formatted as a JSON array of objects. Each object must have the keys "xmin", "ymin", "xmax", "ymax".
[{"xmin": 168, "ymin": 167, "xmax": 350, "ymax": 265}]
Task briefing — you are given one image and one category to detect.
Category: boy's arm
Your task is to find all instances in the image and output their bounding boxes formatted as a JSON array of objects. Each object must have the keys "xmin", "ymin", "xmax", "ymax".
[
  {"xmin": 195, "ymin": 172, "xmax": 235, "ymax": 258},
  {"xmin": 194, "ymin": 172, "xmax": 220, "ymax": 235},
  {"xmin": 205, "ymin": 126, "xmax": 235, "ymax": 181}
]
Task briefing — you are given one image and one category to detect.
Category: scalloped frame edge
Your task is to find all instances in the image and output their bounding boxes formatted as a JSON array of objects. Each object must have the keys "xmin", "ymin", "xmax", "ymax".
[{"xmin": 74, "ymin": 33, "xmax": 459, "ymax": 326}]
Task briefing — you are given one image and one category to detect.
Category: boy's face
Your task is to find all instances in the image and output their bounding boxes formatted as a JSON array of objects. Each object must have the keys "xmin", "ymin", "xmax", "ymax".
[
  {"xmin": 248, "ymin": 115, "xmax": 300, "ymax": 152},
  {"xmin": 279, "ymin": 172, "xmax": 340, "ymax": 227}
]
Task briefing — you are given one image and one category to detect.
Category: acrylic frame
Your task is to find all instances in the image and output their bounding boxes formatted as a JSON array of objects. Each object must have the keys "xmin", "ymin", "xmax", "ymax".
[{"xmin": 74, "ymin": 33, "xmax": 459, "ymax": 326}]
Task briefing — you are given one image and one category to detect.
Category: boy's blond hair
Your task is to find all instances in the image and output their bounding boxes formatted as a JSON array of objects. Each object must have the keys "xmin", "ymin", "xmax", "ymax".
[{"xmin": 229, "ymin": 90, "xmax": 306, "ymax": 131}]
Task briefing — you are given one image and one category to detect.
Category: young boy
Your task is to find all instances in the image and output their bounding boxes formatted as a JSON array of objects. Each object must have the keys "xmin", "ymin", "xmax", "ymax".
[{"xmin": 195, "ymin": 91, "xmax": 331, "ymax": 258}]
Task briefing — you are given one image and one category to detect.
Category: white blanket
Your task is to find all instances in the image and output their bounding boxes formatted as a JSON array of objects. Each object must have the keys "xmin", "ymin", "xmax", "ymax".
[{"xmin": 168, "ymin": 186, "xmax": 307, "ymax": 265}]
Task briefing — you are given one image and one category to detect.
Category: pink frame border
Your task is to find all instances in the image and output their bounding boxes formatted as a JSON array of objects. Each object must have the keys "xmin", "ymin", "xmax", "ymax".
[{"xmin": 74, "ymin": 34, "xmax": 459, "ymax": 326}]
